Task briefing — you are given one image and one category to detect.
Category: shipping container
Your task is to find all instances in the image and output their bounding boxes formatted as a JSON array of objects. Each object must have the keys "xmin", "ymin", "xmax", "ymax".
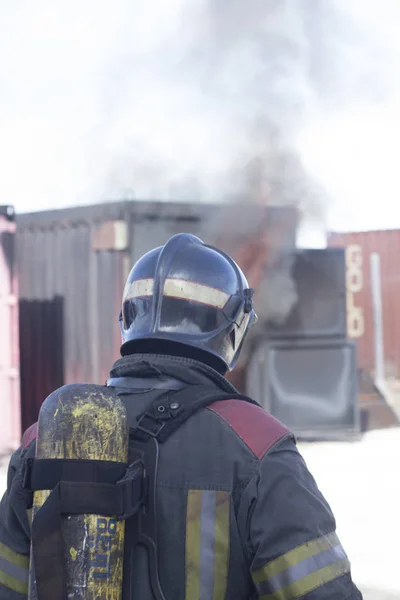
[
  {"xmin": 16, "ymin": 199, "xmax": 297, "ymax": 428},
  {"xmin": 328, "ymin": 229, "xmax": 400, "ymax": 377},
  {"xmin": 0, "ymin": 206, "xmax": 21, "ymax": 453}
]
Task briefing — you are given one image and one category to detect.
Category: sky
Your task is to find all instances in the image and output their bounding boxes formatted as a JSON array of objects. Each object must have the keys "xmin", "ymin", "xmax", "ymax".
[{"xmin": 1, "ymin": 0, "xmax": 400, "ymax": 234}]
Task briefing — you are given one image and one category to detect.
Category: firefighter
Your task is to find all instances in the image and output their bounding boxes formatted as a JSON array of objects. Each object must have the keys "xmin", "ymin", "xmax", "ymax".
[{"xmin": 0, "ymin": 233, "xmax": 362, "ymax": 599}]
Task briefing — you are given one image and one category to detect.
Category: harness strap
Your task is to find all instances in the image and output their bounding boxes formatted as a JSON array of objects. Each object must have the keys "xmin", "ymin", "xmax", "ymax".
[
  {"xmin": 131, "ymin": 385, "xmax": 259, "ymax": 443},
  {"xmin": 24, "ymin": 458, "xmax": 145, "ymax": 600}
]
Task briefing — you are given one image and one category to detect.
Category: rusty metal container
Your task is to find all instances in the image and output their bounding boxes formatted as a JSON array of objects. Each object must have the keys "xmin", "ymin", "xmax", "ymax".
[{"xmin": 328, "ymin": 229, "xmax": 400, "ymax": 377}]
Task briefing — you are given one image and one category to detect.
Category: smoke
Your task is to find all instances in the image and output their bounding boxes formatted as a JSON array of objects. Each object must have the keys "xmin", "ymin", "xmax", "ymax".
[
  {"xmin": 0, "ymin": 0, "xmax": 398, "ymax": 221},
  {"xmin": 1, "ymin": 0, "xmax": 399, "ymax": 344}
]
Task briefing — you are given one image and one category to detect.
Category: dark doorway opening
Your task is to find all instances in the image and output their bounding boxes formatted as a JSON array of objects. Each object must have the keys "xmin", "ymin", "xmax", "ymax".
[{"xmin": 19, "ymin": 296, "xmax": 64, "ymax": 431}]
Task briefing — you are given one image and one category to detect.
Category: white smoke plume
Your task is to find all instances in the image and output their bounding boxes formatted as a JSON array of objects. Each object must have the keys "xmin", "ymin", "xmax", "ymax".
[{"xmin": 1, "ymin": 0, "xmax": 399, "ymax": 231}]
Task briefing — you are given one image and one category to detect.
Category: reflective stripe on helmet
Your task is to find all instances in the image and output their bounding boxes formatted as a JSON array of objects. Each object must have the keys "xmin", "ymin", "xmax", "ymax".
[
  {"xmin": 164, "ymin": 279, "xmax": 230, "ymax": 309},
  {"xmin": 0, "ymin": 542, "xmax": 29, "ymax": 595},
  {"xmin": 251, "ymin": 531, "xmax": 350, "ymax": 600},
  {"xmin": 124, "ymin": 278, "xmax": 230, "ymax": 309},
  {"xmin": 185, "ymin": 489, "xmax": 230, "ymax": 600},
  {"xmin": 124, "ymin": 278, "xmax": 154, "ymax": 299}
]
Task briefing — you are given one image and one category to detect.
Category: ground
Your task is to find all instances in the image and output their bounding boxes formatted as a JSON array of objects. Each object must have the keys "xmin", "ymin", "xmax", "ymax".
[
  {"xmin": 298, "ymin": 427, "xmax": 400, "ymax": 600},
  {"xmin": 0, "ymin": 428, "xmax": 398, "ymax": 599}
]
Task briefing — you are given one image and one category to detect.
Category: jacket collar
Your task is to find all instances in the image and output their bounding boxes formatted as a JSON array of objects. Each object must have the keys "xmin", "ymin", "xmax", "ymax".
[{"xmin": 109, "ymin": 353, "xmax": 238, "ymax": 394}]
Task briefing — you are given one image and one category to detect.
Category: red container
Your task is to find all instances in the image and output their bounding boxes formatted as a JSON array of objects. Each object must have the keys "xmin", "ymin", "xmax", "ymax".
[
  {"xmin": 328, "ymin": 229, "xmax": 400, "ymax": 377},
  {"xmin": 0, "ymin": 207, "xmax": 21, "ymax": 452}
]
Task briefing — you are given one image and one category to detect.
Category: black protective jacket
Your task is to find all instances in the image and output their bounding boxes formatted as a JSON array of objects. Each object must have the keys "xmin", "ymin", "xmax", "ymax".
[{"xmin": 0, "ymin": 353, "xmax": 363, "ymax": 599}]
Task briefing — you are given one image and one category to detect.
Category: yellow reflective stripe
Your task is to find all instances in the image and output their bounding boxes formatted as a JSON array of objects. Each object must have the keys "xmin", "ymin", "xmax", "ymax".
[
  {"xmin": 0, "ymin": 570, "xmax": 28, "ymax": 596},
  {"xmin": 213, "ymin": 491, "xmax": 230, "ymax": 600},
  {"xmin": 252, "ymin": 532, "xmax": 340, "ymax": 583},
  {"xmin": 259, "ymin": 559, "xmax": 350, "ymax": 600},
  {"xmin": 124, "ymin": 277, "xmax": 231, "ymax": 309},
  {"xmin": 186, "ymin": 490, "xmax": 202, "ymax": 599},
  {"xmin": 163, "ymin": 279, "xmax": 230, "ymax": 309},
  {"xmin": 124, "ymin": 278, "xmax": 154, "ymax": 300},
  {"xmin": 185, "ymin": 490, "xmax": 231, "ymax": 600},
  {"xmin": 0, "ymin": 542, "xmax": 29, "ymax": 596},
  {"xmin": 0, "ymin": 543, "xmax": 29, "ymax": 570}
]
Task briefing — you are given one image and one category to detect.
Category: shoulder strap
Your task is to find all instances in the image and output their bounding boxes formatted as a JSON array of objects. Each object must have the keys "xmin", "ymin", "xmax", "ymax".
[{"xmin": 130, "ymin": 385, "xmax": 259, "ymax": 443}]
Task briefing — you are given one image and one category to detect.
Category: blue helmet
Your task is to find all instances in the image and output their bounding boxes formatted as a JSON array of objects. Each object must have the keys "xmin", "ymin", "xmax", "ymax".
[{"xmin": 119, "ymin": 233, "xmax": 257, "ymax": 371}]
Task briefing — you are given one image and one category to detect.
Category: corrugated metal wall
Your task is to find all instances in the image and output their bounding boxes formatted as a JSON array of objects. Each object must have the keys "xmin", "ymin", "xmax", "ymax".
[
  {"xmin": 0, "ymin": 206, "xmax": 21, "ymax": 452},
  {"xmin": 16, "ymin": 200, "xmax": 298, "ymax": 426},
  {"xmin": 16, "ymin": 201, "xmax": 216, "ymax": 387},
  {"xmin": 328, "ymin": 229, "xmax": 400, "ymax": 376},
  {"xmin": 17, "ymin": 221, "xmax": 127, "ymax": 385}
]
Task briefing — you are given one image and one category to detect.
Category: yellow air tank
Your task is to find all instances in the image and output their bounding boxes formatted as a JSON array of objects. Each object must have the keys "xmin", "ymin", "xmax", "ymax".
[{"xmin": 28, "ymin": 384, "xmax": 129, "ymax": 600}]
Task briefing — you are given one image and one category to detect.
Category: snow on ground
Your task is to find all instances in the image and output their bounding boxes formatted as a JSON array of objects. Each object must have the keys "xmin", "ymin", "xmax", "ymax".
[
  {"xmin": 0, "ymin": 427, "xmax": 398, "ymax": 599},
  {"xmin": 298, "ymin": 427, "xmax": 400, "ymax": 600}
]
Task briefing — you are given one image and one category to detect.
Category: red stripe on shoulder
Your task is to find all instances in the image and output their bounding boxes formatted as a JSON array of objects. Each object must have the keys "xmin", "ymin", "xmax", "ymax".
[
  {"xmin": 22, "ymin": 422, "xmax": 38, "ymax": 449},
  {"xmin": 207, "ymin": 400, "xmax": 291, "ymax": 459}
]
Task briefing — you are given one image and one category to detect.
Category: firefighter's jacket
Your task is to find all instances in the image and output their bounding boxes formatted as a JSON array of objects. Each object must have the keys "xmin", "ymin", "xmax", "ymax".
[{"xmin": 0, "ymin": 353, "xmax": 363, "ymax": 599}]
